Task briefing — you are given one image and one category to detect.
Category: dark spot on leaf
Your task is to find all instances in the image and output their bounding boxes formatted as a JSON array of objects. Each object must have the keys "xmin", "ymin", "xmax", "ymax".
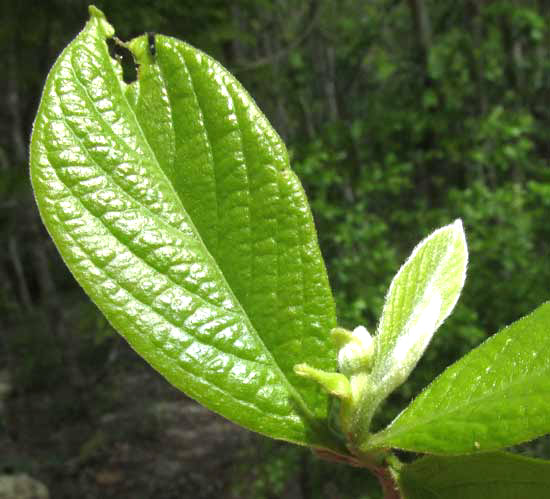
[
  {"xmin": 107, "ymin": 38, "xmax": 137, "ymax": 84},
  {"xmin": 148, "ymin": 32, "xmax": 156, "ymax": 58}
]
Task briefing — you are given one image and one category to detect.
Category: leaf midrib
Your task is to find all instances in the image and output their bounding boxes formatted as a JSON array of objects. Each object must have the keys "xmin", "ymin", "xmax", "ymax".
[
  {"xmin": 46, "ymin": 189, "xmax": 303, "ymax": 425},
  {"xmin": 374, "ymin": 235, "xmax": 440, "ymax": 383},
  {"xmin": 158, "ymin": 42, "xmax": 222, "ymax": 258},
  {"xmin": 376, "ymin": 231, "xmax": 437, "ymax": 360},
  {"xmin": 54, "ymin": 197, "xmax": 267, "ymax": 390},
  {"xmin": 153, "ymin": 44, "xmax": 316, "ymax": 419},
  {"xmin": 50, "ymin": 101, "xmax": 239, "ymax": 320}
]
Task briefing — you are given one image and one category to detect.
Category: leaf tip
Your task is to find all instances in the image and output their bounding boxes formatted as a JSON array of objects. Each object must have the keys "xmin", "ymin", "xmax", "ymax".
[
  {"xmin": 88, "ymin": 5, "xmax": 115, "ymax": 38},
  {"xmin": 452, "ymin": 218, "xmax": 466, "ymax": 242},
  {"xmin": 451, "ymin": 218, "xmax": 469, "ymax": 274}
]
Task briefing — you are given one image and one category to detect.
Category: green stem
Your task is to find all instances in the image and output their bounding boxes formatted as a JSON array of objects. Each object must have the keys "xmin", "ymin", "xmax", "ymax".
[{"xmin": 349, "ymin": 384, "xmax": 384, "ymax": 445}]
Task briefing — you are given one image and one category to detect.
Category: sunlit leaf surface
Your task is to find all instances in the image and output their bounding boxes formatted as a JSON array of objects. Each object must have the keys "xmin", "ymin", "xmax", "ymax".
[
  {"xmin": 367, "ymin": 302, "xmax": 550, "ymax": 454},
  {"xmin": 30, "ymin": 7, "xmax": 340, "ymax": 450}
]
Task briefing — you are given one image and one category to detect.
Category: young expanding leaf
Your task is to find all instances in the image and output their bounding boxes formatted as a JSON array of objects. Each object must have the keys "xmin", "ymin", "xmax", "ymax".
[
  {"xmin": 316, "ymin": 221, "xmax": 468, "ymax": 448},
  {"xmin": 399, "ymin": 452, "xmax": 550, "ymax": 499},
  {"xmin": 372, "ymin": 220, "xmax": 467, "ymax": 400},
  {"xmin": 30, "ymin": 7, "xmax": 341, "ymax": 451},
  {"xmin": 366, "ymin": 302, "xmax": 550, "ymax": 454}
]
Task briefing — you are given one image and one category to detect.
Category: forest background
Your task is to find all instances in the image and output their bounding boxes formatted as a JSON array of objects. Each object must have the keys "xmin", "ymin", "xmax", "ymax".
[{"xmin": 2, "ymin": 1, "xmax": 550, "ymax": 498}]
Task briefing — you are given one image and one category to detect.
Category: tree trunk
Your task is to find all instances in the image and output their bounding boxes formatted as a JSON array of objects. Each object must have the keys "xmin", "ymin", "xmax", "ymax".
[
  {"xmin": 407, "ymin": 0, "xmax": 432, "ymax": 66},
  {"xmin": 6, "ymin": 20, "xmax": 27, "ymax": 165}
]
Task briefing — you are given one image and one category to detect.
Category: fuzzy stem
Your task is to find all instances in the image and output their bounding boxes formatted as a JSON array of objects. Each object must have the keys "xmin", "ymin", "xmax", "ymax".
[{"xmin": 373, "ymin": 466, "xmax": 402, "ymax": 499}]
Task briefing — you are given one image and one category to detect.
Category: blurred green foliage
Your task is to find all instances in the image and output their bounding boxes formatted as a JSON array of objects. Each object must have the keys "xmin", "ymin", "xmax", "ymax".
[
  {"xmin": 2, "ymin": 0, "xmax": 550, "ymax": 496},
  {"xmin": 229, "ymin": 439, "xmax": 382, "ymax": 498}
]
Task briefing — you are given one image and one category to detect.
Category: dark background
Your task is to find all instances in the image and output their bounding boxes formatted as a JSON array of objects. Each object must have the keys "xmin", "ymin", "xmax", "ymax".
[{"xmin": 2, "ymin": 0, "xmax": 550, "ymax": 497}]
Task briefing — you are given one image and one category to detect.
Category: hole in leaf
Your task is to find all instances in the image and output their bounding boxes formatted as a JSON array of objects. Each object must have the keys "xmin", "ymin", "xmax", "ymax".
[{"xmin": 107, "ymin": 38, "xmax": 137, "ymax": 84}]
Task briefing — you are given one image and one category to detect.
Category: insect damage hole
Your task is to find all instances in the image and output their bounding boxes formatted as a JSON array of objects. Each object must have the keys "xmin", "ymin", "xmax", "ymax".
[
  {"xmin": 147, "ymin": 32, "xmax": 156, "ymax": 58},
  {"xmin": 107, "ymin": 37, "xmax": 137, "ymax": 83}
]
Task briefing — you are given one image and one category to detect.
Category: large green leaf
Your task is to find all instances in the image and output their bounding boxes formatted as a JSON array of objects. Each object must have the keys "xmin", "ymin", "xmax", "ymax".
[
  {"xmin": 366, "ymin": 302, "xmax": 550, "ymax": 454},
  {"xmin": 30, "ymin": 6, "xmax": 340, "ymax": 450},
  {"xmin": 372, "ymin": 220, "xmax": 467, "ymax": 399},
  {"xmin": 399, "ymin": 452, "xmax": 550, "ymax": 499}
]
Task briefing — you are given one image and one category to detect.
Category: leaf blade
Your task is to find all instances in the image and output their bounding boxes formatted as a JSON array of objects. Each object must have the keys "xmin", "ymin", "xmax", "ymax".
[
  {"xmin": 399, "ymin": 452, "xmax": 550, "ymax": 499},
  {"xmin": 367, "ymin": 302, "xmax": 550, "ymax": 454},
  {"xmin": 30, "ymin": 8, "xmax": 339, "ymax": 450},
  {"xmin": 127, "ymin": 34, "xmax": 338, "ymax": 416},
  {"xmin": 372, "ymin": 220, "xmax": 468, "ymax": 397}
]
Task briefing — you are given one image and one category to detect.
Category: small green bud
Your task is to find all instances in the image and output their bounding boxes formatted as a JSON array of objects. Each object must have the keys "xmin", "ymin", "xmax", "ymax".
[
  {"xmin": 332, "ymin": 325, "xmax": 375, "ymax": 376},
  {"xmin": 294, "ymin": 363, "xmax": 351, "ymax": 400}
]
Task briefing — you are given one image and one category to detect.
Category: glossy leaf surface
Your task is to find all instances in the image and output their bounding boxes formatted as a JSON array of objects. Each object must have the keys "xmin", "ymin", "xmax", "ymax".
[
  {"xmin": 367, "ymin": 302, "xmax": 550, "ymax": 454},
  {"xmin": 372, "ymin": 220, "xmax": 467, "ymax": 398},
  {"xmin": 30, "ymin": 7, "xmax": 340, "ymax": 449},
  {"xmin": 399, "ymin": 452, "xmax": 550, "ymax": 499}
]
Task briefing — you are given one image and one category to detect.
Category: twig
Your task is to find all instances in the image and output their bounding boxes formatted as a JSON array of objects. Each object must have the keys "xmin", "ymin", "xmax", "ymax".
[{"xmin": 314, "ymin": 448, "xmax": 403, "ymax": 498}]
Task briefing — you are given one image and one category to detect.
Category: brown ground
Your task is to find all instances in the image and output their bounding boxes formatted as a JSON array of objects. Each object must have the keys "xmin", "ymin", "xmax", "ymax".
[
  {"xmin": 2, "ymin": 337, "xmax": 381, "ymax": 499},
  {"xmin": 1, "ymin": 342, "xmax": 310, "ymax": 499}
]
